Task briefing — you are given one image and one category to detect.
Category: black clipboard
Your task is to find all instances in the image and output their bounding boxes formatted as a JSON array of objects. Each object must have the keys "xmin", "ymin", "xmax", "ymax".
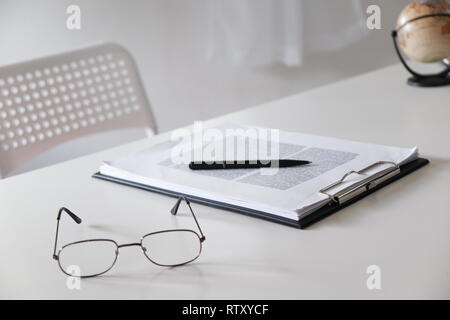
[{"xmin": 92, "ymin": 157, "xmax": 429, "ymax": 229}]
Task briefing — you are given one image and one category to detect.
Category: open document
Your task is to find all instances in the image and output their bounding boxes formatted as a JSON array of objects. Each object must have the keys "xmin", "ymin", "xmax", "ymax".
[{"xmin": 98, "ymin": 123, "xmax": 419, "ymax": 222}]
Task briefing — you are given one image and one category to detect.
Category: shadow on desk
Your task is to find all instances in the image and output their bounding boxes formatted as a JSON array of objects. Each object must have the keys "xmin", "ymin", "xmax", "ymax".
[{"xmin": 81, "ymin": 259, "xmax": 297, "ymax": 299}]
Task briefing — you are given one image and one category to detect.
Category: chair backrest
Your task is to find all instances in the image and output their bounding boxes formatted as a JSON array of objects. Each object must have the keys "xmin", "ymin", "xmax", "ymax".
[{"xmin": 0, "ymin": 43, "xmax": 157, "ymax": 178}]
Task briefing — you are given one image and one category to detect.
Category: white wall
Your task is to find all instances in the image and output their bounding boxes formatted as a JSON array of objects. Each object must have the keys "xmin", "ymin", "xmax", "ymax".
[{"xmin": 0, "ymin": 0, "xmax": 408, "ymax": 174}]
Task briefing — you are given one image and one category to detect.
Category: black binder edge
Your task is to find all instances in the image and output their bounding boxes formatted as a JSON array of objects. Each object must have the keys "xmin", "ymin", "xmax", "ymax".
[{"xmin": 92, "ymin": 157, "xmax": 429, "ymax": 229}]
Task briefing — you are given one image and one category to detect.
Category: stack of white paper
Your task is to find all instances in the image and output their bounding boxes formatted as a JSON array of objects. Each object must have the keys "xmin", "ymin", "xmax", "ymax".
[{"xmin": 99, "ymin": 124, "xmax": 418, "ymax": 222}]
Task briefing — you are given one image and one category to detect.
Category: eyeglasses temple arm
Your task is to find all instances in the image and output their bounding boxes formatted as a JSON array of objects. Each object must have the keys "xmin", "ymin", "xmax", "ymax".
[
  {"xmin": 53, "ymin": 207, "xmax": 82, "ymax": 260},
  {"xmin": 170, "ymin": 197, "xmax": 206, "ymax": 242}
]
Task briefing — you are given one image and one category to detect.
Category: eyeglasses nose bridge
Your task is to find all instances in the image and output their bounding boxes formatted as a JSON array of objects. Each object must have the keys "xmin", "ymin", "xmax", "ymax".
[{"xmin": 117, "ymin": 242, "xmax": 142, "ymax": 249}]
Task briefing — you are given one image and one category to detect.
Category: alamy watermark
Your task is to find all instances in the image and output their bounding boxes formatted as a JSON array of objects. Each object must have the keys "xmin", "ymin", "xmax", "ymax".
[
  {"xmin": 65, "ymin": 265, "xmax": 81, "ymax": 290},
  {"xmin": 366, "ymin": 4, "xmax": 381, "ymax": 30},
  {"xmin": 366, "ymin": 265, "xmax": 381, "ymax": 290},
  {"xmin": 66, "ymin": 5, "xmax": 81, "ymax": 30},
  {"xmin": 170, "ymin": 122, "xmax": 281, "ymax": 175}
]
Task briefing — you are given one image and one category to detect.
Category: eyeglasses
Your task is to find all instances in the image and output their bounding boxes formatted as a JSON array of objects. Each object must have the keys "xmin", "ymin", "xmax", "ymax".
[{"xmin": 52, "ymin": 196, "xmax": 206, "ymax": 278}]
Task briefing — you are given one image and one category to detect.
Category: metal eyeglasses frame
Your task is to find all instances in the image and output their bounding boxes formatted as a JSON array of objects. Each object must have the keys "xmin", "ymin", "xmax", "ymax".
[{"xmin": 52, "ymin": 196, "xmax": 206, "ymax": 278}]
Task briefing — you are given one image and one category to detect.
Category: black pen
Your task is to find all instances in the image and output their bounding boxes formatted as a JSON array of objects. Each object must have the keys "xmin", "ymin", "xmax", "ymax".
[{"xmin": 189, "ymin": 159, "xmax": 311, "ymax": 170}]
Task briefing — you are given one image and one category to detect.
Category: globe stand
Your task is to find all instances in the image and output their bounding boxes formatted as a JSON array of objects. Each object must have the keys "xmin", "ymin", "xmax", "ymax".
[
  {"xmin": 392, "ymin": 30, "xmax": 450, "ymax": 88},
  {"xmin": 407, "ymin": 75, "xmax": 450, "ymax": 87}
]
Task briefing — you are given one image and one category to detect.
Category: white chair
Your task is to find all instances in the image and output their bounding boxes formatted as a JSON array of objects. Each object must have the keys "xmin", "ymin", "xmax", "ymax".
[{"xmin": 0, "ymin": 43, "xmax": 157, "ymax": 178}]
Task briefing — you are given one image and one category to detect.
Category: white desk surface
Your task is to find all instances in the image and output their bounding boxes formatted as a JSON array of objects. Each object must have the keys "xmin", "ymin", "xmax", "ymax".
[{"xmin": 1, "ymin": 64, "xmax": 449, "ymax": 299}]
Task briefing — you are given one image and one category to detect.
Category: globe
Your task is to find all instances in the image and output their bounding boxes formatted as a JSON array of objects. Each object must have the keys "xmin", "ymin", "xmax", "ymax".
[{"xmin": 396, "ymin": 0, "xmax": 450, "ymax": 63}]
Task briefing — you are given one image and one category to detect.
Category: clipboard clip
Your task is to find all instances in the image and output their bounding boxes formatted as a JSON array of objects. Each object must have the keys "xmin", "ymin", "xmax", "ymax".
[{"xmin": 319, "ymin": 161, "xmax": 401, "ymax": 205}]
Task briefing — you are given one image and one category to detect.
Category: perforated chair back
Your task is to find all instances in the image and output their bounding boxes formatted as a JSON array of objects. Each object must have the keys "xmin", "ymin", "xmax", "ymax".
[{"xmin": 0, "ymin": 43, "xmax": 156, "ymax": 178}]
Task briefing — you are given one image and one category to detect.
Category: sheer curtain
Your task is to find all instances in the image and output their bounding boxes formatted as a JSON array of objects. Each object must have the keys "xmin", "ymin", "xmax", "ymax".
[{"xmin": 207, "ymin": 0, "xmax": 368, "ymax": 66}]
